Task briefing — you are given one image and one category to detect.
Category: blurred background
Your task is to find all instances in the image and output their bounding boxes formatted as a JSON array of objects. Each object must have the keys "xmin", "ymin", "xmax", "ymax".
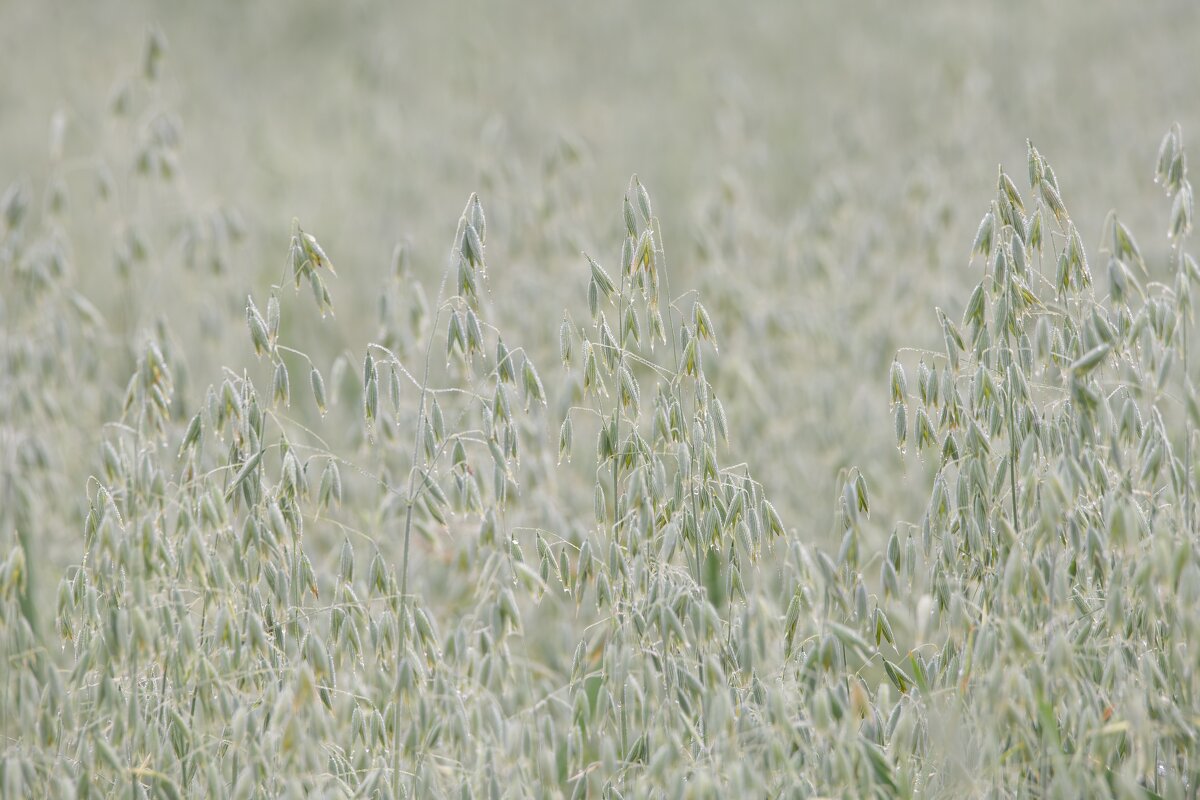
[{"xmin": 3, "ymin": 0, "xmax": 1199, "ymax": 577}]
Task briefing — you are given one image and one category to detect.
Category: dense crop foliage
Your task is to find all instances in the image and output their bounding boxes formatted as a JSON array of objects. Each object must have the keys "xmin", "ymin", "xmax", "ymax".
[{"xmin": 3, "ymin": 13, "xmax": 1200, "ymax": 800}]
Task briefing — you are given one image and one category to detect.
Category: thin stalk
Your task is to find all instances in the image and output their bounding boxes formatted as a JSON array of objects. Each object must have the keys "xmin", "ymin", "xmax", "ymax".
[
  {"xmin": 394, "ymin": 235, "xmax": 452, "ymax": 791},
  {"xmin": 1182, "ymin": 296, "xmax": 1192, "ymax": 533},
  {"xmin": 399, "ymin": 264, "xmax": 451, "ymax": 607},
  {"xmin": 613, "ymin": 272, "xmax": 625, "ymax": 532},
  {"xmin": 1007, "ymin": 354, "xmax": 1020, "ymax": 532}
]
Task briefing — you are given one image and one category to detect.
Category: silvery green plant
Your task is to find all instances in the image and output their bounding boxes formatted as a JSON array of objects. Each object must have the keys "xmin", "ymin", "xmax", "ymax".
[
  {"xmin": 548, "ymin": 175, "xmax": 801, "ymax": 796},
  {"xmin": 4, "ymin": 184, "xmax": 513, "ymax": 797},
  {"xmin": 882, "ymin": 128, "xmax": 1199, "ymax": 797},
  {"xmin": 4, "ymin": 33, "xmax": 1200, "ymax": 796},
  {"xmin": 0, "ymin": 166, "xmax": 850, "ymax": 797},
  {"xmin": 2, "ymin": 29, "xmax": 244, "ymax": 758}
]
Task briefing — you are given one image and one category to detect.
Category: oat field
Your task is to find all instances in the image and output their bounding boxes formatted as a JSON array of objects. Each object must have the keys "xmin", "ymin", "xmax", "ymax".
[{"xmin": 3, "ymin": 2, "xmax": 1200, "ymax": 797}]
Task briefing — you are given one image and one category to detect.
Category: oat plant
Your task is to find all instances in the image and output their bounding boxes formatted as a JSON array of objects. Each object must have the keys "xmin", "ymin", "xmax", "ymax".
[
  {"xmin": 883, "ymin": 128, "xmax": 1200, "ymax": 797},
  {"xmin": 5, "ymin": 36, "xmax": 1200, "ymax": 795}
]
